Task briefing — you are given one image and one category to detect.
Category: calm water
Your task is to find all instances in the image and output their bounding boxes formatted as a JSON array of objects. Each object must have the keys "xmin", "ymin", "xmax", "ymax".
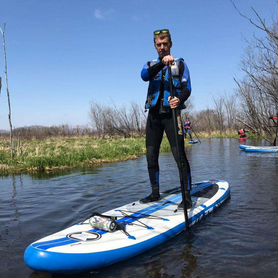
[{"xmin": 0, "ymin": 139, "xmax": 277, "ymax": 278}]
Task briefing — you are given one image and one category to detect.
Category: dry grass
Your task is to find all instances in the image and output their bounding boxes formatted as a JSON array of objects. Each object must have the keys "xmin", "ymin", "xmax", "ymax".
[
  {"xmin": 0, "ymin": 136, "xmax": 148, "ymax": 175},
  {"xmin": 0, "ymin": 132, "xmax": 245, "ymax": 175}
]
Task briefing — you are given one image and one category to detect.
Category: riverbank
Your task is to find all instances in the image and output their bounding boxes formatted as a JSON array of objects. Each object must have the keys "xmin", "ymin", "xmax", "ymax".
[
  {"xmin": 0, "ymin": 133, "xmax": 241, "ymax": 175},
  {"xmin": 0, "ymin": 136, "xmax": 175, "ymax": 175}
]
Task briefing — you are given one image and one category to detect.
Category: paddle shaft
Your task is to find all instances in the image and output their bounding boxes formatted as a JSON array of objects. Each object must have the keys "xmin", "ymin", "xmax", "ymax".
[
  {"xmin": 191, "ymin": 128, "xmax": 201, "ymax": 144},
  {"xmin": 168, "ymin": 66, "xmax": 190, "ymax": 229},
  {"xmin": 272, "ymin": 113, "xmax": 278, "ymax": 146}
]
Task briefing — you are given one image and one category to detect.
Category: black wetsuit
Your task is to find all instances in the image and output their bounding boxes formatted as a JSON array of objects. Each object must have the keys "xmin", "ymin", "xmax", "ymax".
[{"xmin": 141, "ymin": 58, "xmax": 192, "ymax": 202}]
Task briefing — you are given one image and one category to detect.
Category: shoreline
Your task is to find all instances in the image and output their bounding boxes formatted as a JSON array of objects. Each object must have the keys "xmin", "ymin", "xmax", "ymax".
[{"xmin": 0, "ymin": 134, "xmax": 248, "ymax": 176}]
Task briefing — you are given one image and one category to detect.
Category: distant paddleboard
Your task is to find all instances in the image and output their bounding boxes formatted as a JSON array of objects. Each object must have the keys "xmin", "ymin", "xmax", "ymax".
[
  {"xmin": 188, "ymin": 139, "xmax": 199, "ymax": 144},
  {"xmin": 240, "ymin": 144, "xmax": 278, "ymax": 153}
]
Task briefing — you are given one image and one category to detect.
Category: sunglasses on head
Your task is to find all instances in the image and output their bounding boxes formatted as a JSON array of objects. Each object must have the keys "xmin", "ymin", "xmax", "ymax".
[{"xmin": 153, "ymin": 29, "xmax": 170, "ymax": 36}]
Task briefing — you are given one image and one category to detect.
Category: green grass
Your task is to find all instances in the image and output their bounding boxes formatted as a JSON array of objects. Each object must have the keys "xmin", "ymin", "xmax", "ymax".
[
  {"xmin": 0, "ymin": 131, "xmax": 251, "ymax": 175},
  {"xmin": 0, "ymin": 136, "xmax": 172, "ymax": 175}
]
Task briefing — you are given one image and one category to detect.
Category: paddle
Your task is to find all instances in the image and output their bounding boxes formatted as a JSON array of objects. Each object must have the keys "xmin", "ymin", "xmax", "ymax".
[
  {"xmin": 191, "ymin": 128, "xmax": 201, "ymax": 144},
  {"xmin": 168, "ymin": 65, "xmax": 190, "ymax": 230}
]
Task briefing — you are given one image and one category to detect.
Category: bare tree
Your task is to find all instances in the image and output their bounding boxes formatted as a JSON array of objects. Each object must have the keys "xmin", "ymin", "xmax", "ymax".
[
  {"xmin": 223, "ymin": 93, "xmax": 238, "ymax": 131},
  {"xmin": 213, "ymin": 96, "xmax": 225, "ymax": 135},
  {"xmin": 193, "ymin": 108, "xmax": 219, "ymax": 134},
  {"xmin": 0, "ymin": 24, "xmax": 14, "ymax": 157},
  {"xmin": 89, "ymin": 101, "xmax": 147, "ymax": 137},
  {"xmin": 232, "ymin": 4, "xmax": 278, "ymax": 143},
  {"xmin": 112, "ymin": 104, "xmax": 133, "ymax": 137},
  {"xmin": 130, "ymin": 102, "xmax": 146, "ymax": 136},
  {"xmin": 89, "ymin": 102, "xmax": 108, "ymax": 136}
]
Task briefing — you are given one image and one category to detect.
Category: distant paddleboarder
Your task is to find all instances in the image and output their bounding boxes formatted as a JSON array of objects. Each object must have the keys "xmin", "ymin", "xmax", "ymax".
[
  {"xmin": 184, "ymin": 116, "xmax": 193, "ymax": 141},
  {"xmin": 269, "ymin": 115, "xmax": 278, "ymax": 146},
  {"xmin": 238, "ymin": 128, "xmax": 248, "ymax": 139}
]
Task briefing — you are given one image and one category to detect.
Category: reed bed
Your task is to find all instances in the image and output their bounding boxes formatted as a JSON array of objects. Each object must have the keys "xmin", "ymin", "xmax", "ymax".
[
  {"xmin": 0, "ymin": 136, "xmax": 171, "ymax": 175},
  {"xmin": 0, "ymin": 132, "xmax": 245, "ymax": 175}
]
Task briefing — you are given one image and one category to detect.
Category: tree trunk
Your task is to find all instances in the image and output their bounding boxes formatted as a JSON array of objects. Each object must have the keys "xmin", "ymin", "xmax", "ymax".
[{"xmin": 1, "ymin": 24, "xmax": 14, "ymax": 158}]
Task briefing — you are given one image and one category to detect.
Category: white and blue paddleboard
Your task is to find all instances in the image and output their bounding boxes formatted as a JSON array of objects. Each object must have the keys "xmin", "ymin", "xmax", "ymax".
[
  {"xmin": 24, "ymin": 180, "xmax": 230, "ymax": 274},
  {"xmin": 240, "ymin": 144, "xmax": 278, "ymax": 153},
  {"xmin": 188, "ymin": 139, "xmax": 199, "ymax": 144}
]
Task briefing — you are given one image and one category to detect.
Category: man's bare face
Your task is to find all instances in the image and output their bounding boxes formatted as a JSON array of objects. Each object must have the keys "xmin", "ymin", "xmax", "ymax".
[{"xmin": 154, "ymin": 36, "xmax": 171, "ymax": 58}]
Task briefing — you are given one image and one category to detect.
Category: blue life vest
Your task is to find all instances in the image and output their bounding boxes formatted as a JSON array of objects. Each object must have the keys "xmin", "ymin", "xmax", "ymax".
[{"xmin": 141, "ymin": 58, "xmax": 191, "ymax": 110}]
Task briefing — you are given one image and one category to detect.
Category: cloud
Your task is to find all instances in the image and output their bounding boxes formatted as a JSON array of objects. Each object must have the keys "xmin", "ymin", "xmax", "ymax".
[
  {"xmin": 94, "ymin": 8, "xmax": 114, "ymax": 20},
  {"xmin": 94, "ymin": 9, "xmax": 104, "ymax": 20}
]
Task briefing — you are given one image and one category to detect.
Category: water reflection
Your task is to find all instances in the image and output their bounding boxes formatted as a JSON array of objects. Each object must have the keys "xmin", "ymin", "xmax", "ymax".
[
  {"xmin": 138, "ymin": 236, "xmax": 198, "ymax": 278},
  {"xmin": 29, "ymin": 167, "xmax": 102, "ymax": 180},
  {"xmin": 181, "ymin": 244, "xmax": 198, "ymax": 277}
]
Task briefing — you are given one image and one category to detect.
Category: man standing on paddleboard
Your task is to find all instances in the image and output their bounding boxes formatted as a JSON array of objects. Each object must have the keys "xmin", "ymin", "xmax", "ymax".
[
  {"xmin": 140, "ymin": 29, "xmax": 192, "ymax": 209},
  {"xmin": 184, "ymin": 116, "xmax": 193, "ymax": 141}
]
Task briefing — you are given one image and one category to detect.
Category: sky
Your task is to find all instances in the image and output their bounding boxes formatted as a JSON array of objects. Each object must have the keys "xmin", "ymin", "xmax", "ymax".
[{"xmin": 0, "ymin": 0, "xmax": 277, "ymax": 130}]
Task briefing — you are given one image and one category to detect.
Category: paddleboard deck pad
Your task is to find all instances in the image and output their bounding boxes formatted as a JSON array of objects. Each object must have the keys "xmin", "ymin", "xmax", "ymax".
[{"xmin": 24, "ymin": 180, "xmax": 230, "ymax": 274}]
